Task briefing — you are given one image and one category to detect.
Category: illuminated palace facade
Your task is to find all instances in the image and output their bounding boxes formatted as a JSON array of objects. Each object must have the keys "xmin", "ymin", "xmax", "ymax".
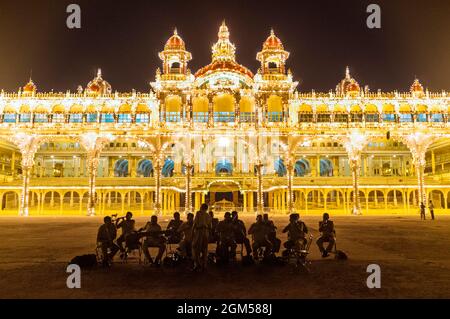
[{"xmin": 0, "ymin": 22, "xmax": 449, "ymax": 216}]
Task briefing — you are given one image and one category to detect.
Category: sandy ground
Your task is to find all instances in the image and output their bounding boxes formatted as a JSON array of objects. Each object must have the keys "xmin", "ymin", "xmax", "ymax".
[{"xmin": 0, "ymin": 215, "xmax": 449, "ymax": 299}]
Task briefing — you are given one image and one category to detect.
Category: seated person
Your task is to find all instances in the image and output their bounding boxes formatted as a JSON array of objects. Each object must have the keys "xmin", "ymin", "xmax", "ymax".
[
  {"xmin": 231, "ymin": 211, "xmax": 252, "ymax": 256},
  {"xmin": 263, "ymin": 213, "xmax": 281, "ymax": 253},
  {"xmin": 248, "ymin": 215, "xmax": 273, "ymax": 259},
  {"xmin": 316, "ymin": 212, "xmax": 336, "ymax": 258},
  {"xmin": 115, "ymin": 211, "xmax": 136, "ymax": 255},
  {"xmin": 216, "ymin": 212, "xmax": 237, "ymax": 260},
  {"xmin": 166, "ymin": 212, "xmax": 183, "ymax": 244},
  {"xmin": 282, "ymin": 213, "xmax": 308, "ymax": 252},
  {"xmin": 97, "ymin": 216, "xmax": 120, "ymax": 266},
  {"xmin": 177, "ymin": 213, "xmax": 194, "ymax": 258},
  {"xmin": 208, "ymin": 211, "xmax": 219, "ymax": 244},
  {"xmin": 141, "ymin": 215, "xmax": 166, "ymax": 265}
]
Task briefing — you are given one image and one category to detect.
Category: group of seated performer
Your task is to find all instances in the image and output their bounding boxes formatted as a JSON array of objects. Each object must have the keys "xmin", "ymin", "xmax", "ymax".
[{"xmin": 96, "ymin": 207, "xmax": 337, "ymax": 268}]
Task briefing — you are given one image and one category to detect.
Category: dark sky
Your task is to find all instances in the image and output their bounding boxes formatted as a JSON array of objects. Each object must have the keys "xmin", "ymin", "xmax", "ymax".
[{"xmin": 0, "ymin": 0, "xmax": 448, "ymax": 93}]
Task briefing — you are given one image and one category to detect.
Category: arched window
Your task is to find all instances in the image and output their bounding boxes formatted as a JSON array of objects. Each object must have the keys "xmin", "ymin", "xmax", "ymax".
[
  {"xmin": 295, "ymin": 159, "xmax": 311, "ymax": 176},
  {"xmin": 114, "ymin": 159, "xmax": 129, "ymax": 177},
  {"xmin": 137, "ymin": 159, "xmax": 153, "ymax": 177},
  {"xmin": 162, "ymin": 158, "xmax": 175, "ymax": 177},
  {"xmin": 170, "ymin": 62, "xmax": 181, "ymax": 73},
  {"xmin": 274, "ymin": 157, "xmax": 287, "ymax": 177},
  {"xmin": 215, "ymin": 159, "xmax": 233, "ymax": 175},
  {"xmin": 320, "ymin": 158, "xmax": 333, "ymax": 177},
  {"xmin": 267, "ymin": 62, "xmax": 279, "ymax": 73}
]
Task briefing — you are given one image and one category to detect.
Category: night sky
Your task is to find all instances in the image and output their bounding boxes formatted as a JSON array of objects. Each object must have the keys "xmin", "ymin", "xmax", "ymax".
[{"xmin": 0, "ymin": 0, "xmax": 448, "ymax": 93}]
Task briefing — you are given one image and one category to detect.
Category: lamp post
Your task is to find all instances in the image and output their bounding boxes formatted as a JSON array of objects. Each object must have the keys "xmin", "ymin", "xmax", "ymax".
[
  {"xmin": 79, "ymin": 133, "xmax": 113, "ymax": 216},
  {"xmin": 154, "ymin": 156, "xmax": 162, "ymax": 216},
  {"xmin": 255, "ymin": 161, "xmax": 264, "ymax": 214},
  {"xmin": 339, "ymin": 131, "xmax": 367, "ymax": 215},
  {"xmin": 184, "ymin": 161, "xmax": 193, "ymax": 214},
  {"xmin": 286, "ymin": 156, "xmax": 295, "ymax": 214},
  {"xmin": 399, "ymin": 133, "xmax": 436, "ymax": 207},
  {"xmin": 7, "ymin": 134, "xmax": 43, "ymax": 216}
]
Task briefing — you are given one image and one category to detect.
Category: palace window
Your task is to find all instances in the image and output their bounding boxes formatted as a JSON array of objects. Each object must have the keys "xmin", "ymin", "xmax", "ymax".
[
  {"xmin": 135, "ymin": 113, "xmax": 149, "ymax": 123},
  {"xmin": 53, "ymin": 114, "xmax": 65, "ymax": 123},
  {"xmin": 193, "ymin": 112, "xmax": 208, "ymax": 123},
  {"xmin": 267, "ymin": 112, "xmax": 283, "ymax": 122},
  {"xmin": 86, "ymin": 113, "xmax": 97, "ymax": 123},
  {"xmin": 239, "ymin": 112, "xmax": 255, "ymax": 123},
  {"xmin": 298, "ymin": 113, "xmax": 313, "ymax": 123},
  {"xmin": 334, "ymin": 113, "xmax": 348, "ymax": 123},
  {"xmin": 350, "ymin": 113, "xmax": 363, "ymax": 122},
  {"xmin": 69, "ymin": 114, "xmax": 83, "ymax": 123},
  {"xmin": 430, "ymin": 113, "xmax": 443, "ymax": 122},
  {"xmin": 316, "ymin": 113, "xmax": 331, "ymax": 123},
  {"xmin": 3, "ymin": 114, "xmax": 16, "ymax": 123},
  {"xmin": 166, "ymin": 112, "xmax": 181, "ymax": 122},
  {"xmin": 118, "ymin": 113, "xmax": 132, "ymax": 123},
  {"xmin": 365, "ymin": 113, "xmax": 379, "ymax": 122},
  {"xmin": 19, "ymin": 113, "xmax": 31, "ymax": 123},
  {"xmin": 416, "ymin": 113, "xmax": 427, "ymax": 122},
  {"xmin": 34, "ymin": 113, "xmax": 48, "ymax": 123},
  {"xmin": 382, "ymin": 113, "xmax": 396, "ymax": 122},
  {"xmin": 101, "ymin": 113, "xmax": 115, "ymax": 123},
  {"xmin": 399, "ymin": 113, "xmax": 413, "ymax": 122},
  {"xmin": 214, "ymin": 112, "xmax": 235, "ymax": 123}
]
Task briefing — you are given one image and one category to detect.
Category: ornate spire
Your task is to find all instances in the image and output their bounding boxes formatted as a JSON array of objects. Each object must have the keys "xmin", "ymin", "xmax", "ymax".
[
  {"xmin": 345, "ymin": 66, "xmax": 350, "ymax": 79},
  {"xmin": 212, "ymin": 21, "xmax": 236, "ymax": 62}
]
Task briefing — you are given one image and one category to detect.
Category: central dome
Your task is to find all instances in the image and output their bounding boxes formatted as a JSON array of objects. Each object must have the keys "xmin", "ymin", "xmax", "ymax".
[{"xmin": 195, "ymin": 21, "xmax": 253, "ymax": 83}]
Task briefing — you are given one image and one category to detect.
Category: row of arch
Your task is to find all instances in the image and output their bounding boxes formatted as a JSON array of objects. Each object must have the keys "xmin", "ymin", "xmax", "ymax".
[
  {"xmin": 1, "ymin": 188, "xmax": 449, "ymax": 215},
  {"xmin": 113, "ymin": 157, "xmax": 333, "ymax": 177},
  {"xmin": 296, "ymin": 103, "xmax": 449, "ymax": 114}
]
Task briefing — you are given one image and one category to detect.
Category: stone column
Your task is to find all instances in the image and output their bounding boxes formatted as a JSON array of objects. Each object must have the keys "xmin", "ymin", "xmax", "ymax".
[
  {"xmin": 19, "ymin": 165, "xmax": 32, "ymax": 216},
  {"xmin": 350, "ymin": 158, "xmax": 361, "ymax": 215},
  {"xmin": 255, "ymin": 162, "xmax": 264, "ymax": 214},
  {"xmin": 86, "ymin": 153, "xmax": 99, "ymax": 216},
  {"xmin": 154, "ymin": 158, "xmax": 162, "ymax": 215},
  {"xmin": 287, "ymin": 158, "xmax": 294, "ymax": 214},
  {"xmin": 184, "ymin": 163, "xmax": 193, "ymax": 214}
]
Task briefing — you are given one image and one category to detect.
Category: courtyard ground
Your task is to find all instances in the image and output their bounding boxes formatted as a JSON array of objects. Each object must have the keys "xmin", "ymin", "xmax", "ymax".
[{"xmin": 0, "ymin": 215, "xmax": 449, "ymax": 298}]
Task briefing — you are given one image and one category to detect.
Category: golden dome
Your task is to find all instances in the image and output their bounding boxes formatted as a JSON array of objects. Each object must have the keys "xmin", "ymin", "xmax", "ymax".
[
  {"xmin": 195, "ymin": 21, "xmax": 253, "ymax": 80},
  {"xmin": 164, "ymin": 29, "xmax": 185, "ymax": 50},
  {"xmin": 263, "ymin": 29, "xmax": 284, "ymax": 50},
  {"xmin": 410, "ymin": 78, "xmax": 424, "ymax": 94},
  {"xmin": 336, "ymin": 66, "xmax": 360, "ymax": 96},
  {"xmin": 22, "ymin": 78, "xmax": 37, "ymax": 94},
  {"xmin": 86, "ymin": 69, "xmax": 112, "ymax": 95},
  {"xmin": 195, "ymin": 60, "xmax": 254, "ymax": 79}
]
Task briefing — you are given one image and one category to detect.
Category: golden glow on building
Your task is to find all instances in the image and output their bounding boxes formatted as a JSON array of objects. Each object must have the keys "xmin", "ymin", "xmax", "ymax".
[{"xmin": 0, "ymin": 22, "xmax": 449, "ymax": 216}]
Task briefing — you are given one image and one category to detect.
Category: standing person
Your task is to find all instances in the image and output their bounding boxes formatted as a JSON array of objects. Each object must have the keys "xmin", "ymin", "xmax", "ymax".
[
  {"xmin": 420, "ymin": 202, "xmax": 426, "ymax": 220},
  {"xmin": 116, "ymin": 211, "xmax": 136, "ymax": 256},
  {"xmin": 192, "ymin": 203, "xmax": 212, "ymax": 271},
  {"xmin": 316, "ymin": 213, "xmax": 336, "ymax": 258},
  {"xmin": 428, "ymin": 200, "xmax": 435, "ymax": 220}
]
